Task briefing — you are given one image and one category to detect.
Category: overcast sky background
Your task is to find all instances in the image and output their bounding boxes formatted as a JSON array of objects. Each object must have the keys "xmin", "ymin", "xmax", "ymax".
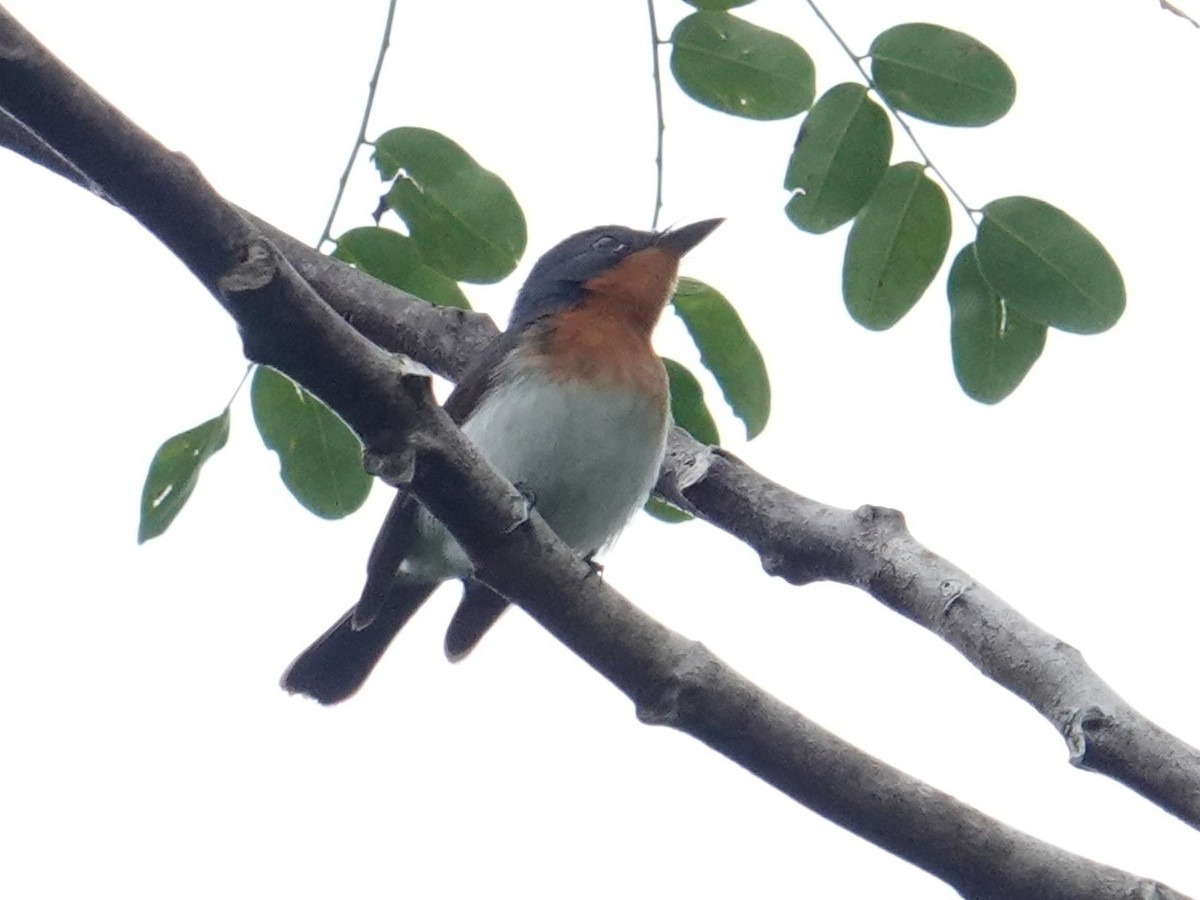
[{"xmin": 2, "ymin": 0, "xmax": 1198, "ymax": 896}]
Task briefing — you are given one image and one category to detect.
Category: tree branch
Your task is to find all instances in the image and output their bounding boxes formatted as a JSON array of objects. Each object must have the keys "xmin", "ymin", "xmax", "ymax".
[
  {"xmin": 656, "ymin": 438, "xmax": 1200, "ymax": 828},
  {"xmin": 5, "ymin": 23, "xmax": 1194, "ymax": 835},
  {"xmin": 1160, "ymin": 0, "xmax": 1200, "ymax": 28},
  {"xmin": 0, "ymin": 7, "xmax": 1192, "ymax": 897},
  {"xmin": 5, "ymin": 17, "xmax": 1194, "ymax": 832},
  {"xmin": 259, "ymin": 213, "xmax": 1200, "ymax": 829}
]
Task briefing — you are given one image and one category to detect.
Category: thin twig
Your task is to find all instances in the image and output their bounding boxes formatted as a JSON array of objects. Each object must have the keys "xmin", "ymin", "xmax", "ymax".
[
  {"xmin": 225, "ymin": 363, "xmax": 253, "ymax": 411},
  {"xmin": 646, "ymin": 0, "xmax": 666, "ymax": 230},
  {"xmin": 316, "ymin": 0, "xmax": 399, "ymax": 250},
  {"xmin": 1160, "ymin": 0, "xmax": 1200, "ymax": 27},
  {"xmin": 803, "ymin": 0, "xmax": 978, "ymax": 222}
]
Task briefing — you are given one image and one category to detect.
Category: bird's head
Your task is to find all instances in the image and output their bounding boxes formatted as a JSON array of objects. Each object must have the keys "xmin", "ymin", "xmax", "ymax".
[{"xmin": 509, "ymin": 218, "xmax": 723, "ymax": 330}]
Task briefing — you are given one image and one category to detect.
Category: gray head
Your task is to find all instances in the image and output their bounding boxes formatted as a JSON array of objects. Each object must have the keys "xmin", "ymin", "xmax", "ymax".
[{"xmin": 508, "ymin": 219, "xmax": 723, "ymax": 329}]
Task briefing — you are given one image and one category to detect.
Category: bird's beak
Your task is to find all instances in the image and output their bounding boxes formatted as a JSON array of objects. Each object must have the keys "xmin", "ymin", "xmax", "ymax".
[{"xmin": 655, "ymin": 218, "xmax": 724, "ymax": 257}]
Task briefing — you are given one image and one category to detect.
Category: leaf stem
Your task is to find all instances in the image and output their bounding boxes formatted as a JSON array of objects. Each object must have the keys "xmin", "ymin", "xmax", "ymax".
[
  {"xmin": 646, "ymin": 0, "xmax": 666, "ymax": 231},
  {"xmin": 803, "ymin": 0, "xmax": 978, "ymax": 223},
  {"xmin": 317, "ymin": 0, "xmax": 399, "ymax": 249},
  {"xmin": 226, "ymin": 363, "xmax": 254, "ymax": 411}
]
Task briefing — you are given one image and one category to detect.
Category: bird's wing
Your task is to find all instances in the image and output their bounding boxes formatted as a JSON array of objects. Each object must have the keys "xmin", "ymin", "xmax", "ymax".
[
  {"xmin": 352, "ymin": 327, "xmax": 529, "ymax": 627},
  {"xmin": 442, "ymin": 327, "xmax": 526, "ymax": 425},
  {"xmin": 437, "ymin": 325, "xmax": 553, "ymax": 658},
  {"xmin": 351, "ymin": 483, "xmax": 422, "ymax": 628}
]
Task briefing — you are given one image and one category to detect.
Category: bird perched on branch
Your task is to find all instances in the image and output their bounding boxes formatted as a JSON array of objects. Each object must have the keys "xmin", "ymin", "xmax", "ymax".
[{"xmin": 282, "ymin": 217, "xmax": 723, "ymax": 704}]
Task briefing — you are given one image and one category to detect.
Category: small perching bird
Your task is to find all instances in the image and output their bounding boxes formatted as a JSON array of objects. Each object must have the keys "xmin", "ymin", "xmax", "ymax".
[{"xmin": 282, "ymin": 218, "xmax": 723, "ymax": 704}]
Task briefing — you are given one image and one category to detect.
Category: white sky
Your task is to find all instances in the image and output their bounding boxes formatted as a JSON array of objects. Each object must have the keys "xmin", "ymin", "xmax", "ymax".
[{"xmin": 2, "ymin": 0, "xmax": 1198, "ymax": 896}]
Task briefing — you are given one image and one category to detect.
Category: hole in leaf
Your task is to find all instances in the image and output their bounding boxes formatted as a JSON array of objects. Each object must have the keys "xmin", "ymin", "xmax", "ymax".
[{"xmin": 151, "ymin": 484, "xmax": 174, "ymax": 509}]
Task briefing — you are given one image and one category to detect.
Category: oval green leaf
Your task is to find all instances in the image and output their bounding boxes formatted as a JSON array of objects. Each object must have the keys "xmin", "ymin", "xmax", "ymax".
[
  {"xmin": 948, "ymin": 244, "xmax": 1047, "ymax": 404},
  {"xmin": 870, "ymin": 23, "xmax": 1016, "ymax": 127},
  {"xmin": 644, "ymin": 496, "xmax": 693, "ymax": 524},
  {"xmin": 251, "ymin": 366, "xmax": 371, "ymax": 519},
  {"xmin": 683, "ymin": 0, "xmax": 756, "ymax": 9},
  {"xmin": 334, "ymin": 227, "xmax": 470, "ymax": 309},
  {"xmin": 373, "ymin": 127, "xmax": 526, "ymax": 284},
  {"xmin": 662, "ymin": 357, "xmax": 720, "ymax": 446},
  {"xmin": 975, "ymin": 196, "xmax": 1125, "ymax": 334},
  {"xmin": 138, "ymin": 410, "xmax": 230, "ymax": 544},
  {"xmin": 671, "ymin": 278, "xmax": 770, "ymax": 438},
  {"xmin": 843, "ymin": 162, "xmax": 951, "ymax": 330},
  {"xmin": 670, "ymin": 12, "xmax": 815, "ymax": 120},
  {"xmin": 784, "ymin": 83, "xmax": 893, "ymax": 234}
]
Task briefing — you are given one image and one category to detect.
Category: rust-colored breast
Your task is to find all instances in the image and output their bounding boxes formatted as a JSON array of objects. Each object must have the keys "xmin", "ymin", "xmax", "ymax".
[{"xmin": 534, "ymin": 246, "xmax": 678, "ymax": 407}]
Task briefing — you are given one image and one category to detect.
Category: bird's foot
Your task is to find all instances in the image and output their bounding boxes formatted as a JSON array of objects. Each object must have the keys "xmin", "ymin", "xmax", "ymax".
[{"xmin": 512, "ymin": 481, "xmax": 538, "ymax": 510}]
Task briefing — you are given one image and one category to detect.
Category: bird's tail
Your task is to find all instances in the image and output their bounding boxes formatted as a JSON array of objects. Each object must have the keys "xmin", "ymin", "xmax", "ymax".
[
  {"xmin": 280, "ymin": 582, "xmax": 436, "ymax": 705},
  {"xmin": 444, "ymin": 581, "xmax": 511, "ymax": 662}
]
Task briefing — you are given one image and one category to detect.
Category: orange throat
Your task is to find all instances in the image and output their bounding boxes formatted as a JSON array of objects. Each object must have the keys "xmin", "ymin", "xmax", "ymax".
[
  {"xmin": 538, "ymin": 247, "xmax": 679, "ymax": 400},
  {"xmin": 579, "ymin": 246, "xmax": 680, "ymax": 335}
]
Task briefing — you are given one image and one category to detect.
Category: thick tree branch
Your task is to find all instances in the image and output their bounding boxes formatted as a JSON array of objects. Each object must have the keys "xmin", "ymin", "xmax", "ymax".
[
  {"xmin": 3, "ymin": 16, "xmax": 1195, "ymax": 837},
  {"xmin": 0, "ymin": 8, "xmax": 1192, "ymax": 897},
  {"xmin": 252, "ymin": 216, "xmax": 494, "ymax": 382},
  {"xmin": 657, "ymin": 439, "xmax": 1200, "ymax": 825},
  {"xmin": 261, "ymin": 220, "xmax": 1200, "ymax": 828},
  {"xmin": 0, "ymin": 102, "xmax": 101, "ymax": 193},
  {"xmin": 0, "ymin": 107, "xmax": 492, "ymax": 382}
]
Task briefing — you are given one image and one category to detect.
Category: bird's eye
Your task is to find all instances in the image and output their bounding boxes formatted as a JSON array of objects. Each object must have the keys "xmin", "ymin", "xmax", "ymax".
[{"xmin": 592, "ymin": 235, "xmax": 626, "ymax": 253}]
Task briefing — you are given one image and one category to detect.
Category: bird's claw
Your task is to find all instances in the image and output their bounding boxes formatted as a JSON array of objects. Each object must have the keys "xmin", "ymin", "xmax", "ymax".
[
  {"xmin": 583, "ymin": 550, "xmax": 604, "ymax": 579},
  {"xmin": 512, "ymin": 481, "xmax": 537, "ymax": 510}
]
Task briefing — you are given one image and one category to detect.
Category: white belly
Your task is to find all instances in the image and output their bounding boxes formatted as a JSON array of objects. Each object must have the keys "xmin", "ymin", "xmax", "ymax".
[{"xmin": 403, "ymin": 370, "xmax": 668, "ymax": 580}]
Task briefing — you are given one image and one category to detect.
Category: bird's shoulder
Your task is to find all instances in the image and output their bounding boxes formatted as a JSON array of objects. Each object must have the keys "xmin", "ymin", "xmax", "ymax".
[{"xmin": 442, "ymin": 329, "xmax": 524, "ymax": 424}]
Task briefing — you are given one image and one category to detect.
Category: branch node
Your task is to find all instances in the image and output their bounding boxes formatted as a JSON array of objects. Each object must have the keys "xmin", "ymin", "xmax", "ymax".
[
  {"xmin": 854, "ymin": 504, "xmax": 906, "ymax": 531},
  {"xmin": 1065, "ymin": 706, "xmax": 1117, "ymax": 766},
  {"xmin": 217, "ymin": 238, "xmax": 277, "ymax": 295},
  {"xmin": 634, "ymin": 643, "xmax": 713, "ymax": 726},
  {"xmin": 398, "ymin": 369, "xmax": 435, "ymax": 403},
  {"xmin": 671, "ymin": 441, "xmax": 716, "ymax": 493},
  {"xmin": 940, "ymin": 578, "xmax": 970, "ymax": 614},
  {"xmin": 761, "ymin": 550, "xmax": 817, "ymax": 585},
  {"xmin": 363, "ymin": 445, "xmax": 415, "ymax": 487},
  {"xmin": 502, "ymin": 483, "xmax": 534, "ymax": 534},
  {"xmin": 760, "ymin": 550, "xmax": 785, "ymax": 578}
]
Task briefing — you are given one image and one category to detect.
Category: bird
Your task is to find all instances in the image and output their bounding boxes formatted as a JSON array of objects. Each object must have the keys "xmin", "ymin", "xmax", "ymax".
[{"xmin": 281, "ymin": 217, "xmax": 724, "ymax": 704}]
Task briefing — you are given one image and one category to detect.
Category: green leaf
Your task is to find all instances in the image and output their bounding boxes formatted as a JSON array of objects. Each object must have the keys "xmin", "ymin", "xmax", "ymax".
[
  {"xmin": 975, "ymin": 196, "xmax": 1125, "ymax": 334},
  {"xmin": 685, "ymin": 0, "xmax": 756, "ymax": 8},
  {"xmin": 138, "ymin": 410, "xmax": 230, "ymax": 544},
  {"xmin": 682, "ymin": 0, "xmax": 756, "ymax": 9},
  {"xmin": 948, "ymin": 244, "xmax": 1047, "ymax": 403},
  {"xmin": 843, "ymin": 162, "xmax": 951, "ymax": 330},
  {"xmin": 650, "ymin": 357, "xmax": 719, "ymax": 523},
  {"xmin": 373, "ymin": 127, "xmax": 526, "ymax": 284},
  {"xmin": 334, "ymin": 227, "xmax": 470, "ymax": 309},
  {"xmin": 784, "ymin": 83, "xmax": 893, "ymax": 234},
  {"xmin": 662, "ymin": 357, "xmax": 720, "ymax": 446},
  {"xmin": 870, "ymin": 23, "xmax": 1016, "ymax": 127},
  {"xmin": 670, "ymin": 12, "xmax": 815, "ymax": 120},
  {"xmin": 671, "ymin": 278, "xmax": 770, "ymax": 438},
  {"xmin": 644, "ymin": 496, "xmax": 693, "ymax": 524},
  {"xmin": 251, "ymin": 367, "xmax": 371, "ymax": 519}
]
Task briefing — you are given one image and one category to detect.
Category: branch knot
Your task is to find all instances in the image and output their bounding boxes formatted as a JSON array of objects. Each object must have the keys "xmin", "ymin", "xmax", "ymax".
[{"xmin": 217, "ymin": 238, "xmax": 277, "ymax": 295}]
